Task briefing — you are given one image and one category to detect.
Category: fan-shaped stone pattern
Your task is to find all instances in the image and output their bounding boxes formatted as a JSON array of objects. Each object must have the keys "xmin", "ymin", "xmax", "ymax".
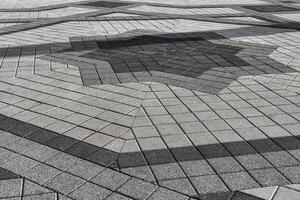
[{"xmin": 80, "ymin": 31, "xmax": 295, "ymax": 94}]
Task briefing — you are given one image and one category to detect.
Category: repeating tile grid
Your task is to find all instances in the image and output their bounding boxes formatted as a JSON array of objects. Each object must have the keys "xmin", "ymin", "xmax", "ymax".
[{"xmin": 0, "ymin": 0, "xmax": 300, "ymax": 199}]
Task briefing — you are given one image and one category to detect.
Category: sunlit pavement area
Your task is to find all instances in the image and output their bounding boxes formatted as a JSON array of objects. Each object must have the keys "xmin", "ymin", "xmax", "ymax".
[{"xmin": 1, "ymin": 0, "xmax": 300, "ymax": 199}]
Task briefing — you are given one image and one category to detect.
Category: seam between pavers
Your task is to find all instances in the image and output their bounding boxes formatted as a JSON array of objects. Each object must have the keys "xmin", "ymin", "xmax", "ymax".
[
  {"xmin": 234, "ymin": 79, "xmax": 300, "ymax": 150},
  {"xmin": 164, "ymin": 84, "xmax": 298, "ymax": 188},
  {"xmin": 0, "ymin": 78, "xmax": 143, "ymax": 120},
  {"xmin": 197, "ymin": 86, "xmax": 296, "ymax": 182},
  {"xmin": 219, "ymin": 83, "xmax": 300, "ymax": 182},
  {"xmin": 1, "ymin": 99, "xmax": 300, "ymax": 169},
  {"xmin": 0, "ymin": 139, "xmax": 190, "ymax": 199},
  {"xmin": 0, "ymin": 94, "xmax": 136, "ymax": 140},
  {"xmin": 115, "ymin": 90, "xmax": 149, "ymax": 170},
  {"xmin": 7, "ymin": 72, "xmax": 146, "ymax": 104},
  {"xmin": 163, "ymin": 85, "xmax": 250, "ymax": 191},
  {"xmin": 144, "ymin": 87, "xmax": 222, "ymax": 196}
]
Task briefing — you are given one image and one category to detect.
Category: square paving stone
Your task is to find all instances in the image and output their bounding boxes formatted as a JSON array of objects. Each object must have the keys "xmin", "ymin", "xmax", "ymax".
[
  {"xmin": 66, "ymin": 159, "xmax": 105, "ymax": 180},
  {"xmin": 249, "ymin": 168, "xmax": 290, "ymax": 187},
  {"xmin": 278, "ymin": 166, "xmax": 300, "ymax": 183},
  {"xmin": 180, "ymin": 121, "xmax": 208, "ymax": 133},
  {"xmin": 45, "ymin": 135, "xmax": 78, "ymax": 151},
  {"xmin": 23, "ymin": 145, "xmax": 59, "ymax": 162},
  {"xmin": 2, "ymin": 155, "xmax": 39, "ymax": 175},
  {"xmin": 173, "ymin": 113, "xmax": 198, "ymax": 123},
  {"xmin": 133, "ymin": 126, "xmax": 160, "ymax": 138},
  {"xmin": 22, "ymin": 163, "xmax": 61, "ymax": 184},
  {"xmin": 236, "ymin": 154, "xmax": 272, "ymax": 170},
  {"xmin": 223, "ymin": 140, "xmax": 257, "ymax": 156},
  {"xmin": 208, "ymin": 157, "xmax": 244, "ymax": 174},
  {"xmin": 170, "ymin": 146, "xmax": 202, "ymax": 162},
  {"xmin": 151, "ymin": 163, "xmax": 186, "ymax": 181},
  {"xmin": 118, "ymin": 151, "xmax": 148, "ymax": 168},
  {"xmin": 22, "ymin": 179, "xmax": 51, "ymax": 196},
  {"xmin": 197, "ymin": 143, "xmax": 231, "ymax": 159},
  {"xmin": 25, "ymin": 129, "xmax": 59, "ymax": 144},
  {"xmin": 143, "ymin": 148, "xmax": 175, "ymax": 165},
  {"xmin": 91, "ymin": 168, "xmax": 130, "ymax": 190},
  {"xmin": 45, "ymin": 153, "xmax": 79, "ymax": 171},
  {"xmin": 117, "ymin": 178, "xmax": 158, "ymax": 200},
  {"xmin": 180, "ymin": 160, "xmax": 215, "ymax": 177},
  {"xmin": 0, "ymin": 178, "xmax": 23, "ymax": 198},
  {"xmin": 88, "ymin": 148, "xmax": 119, "ymax": 167},
  {"xmin": 44, "ymin": 172, "xmax": 85, "ymax": 195},
  {"xmin": 69, "ymin": 182, "xmax": 111, "ymax": 200},
  {"xmin": 64, "ymin": 142, "xmax": 99, "ymax": 159},
  {"xmin": 225, "ymin": 118, "xmax": 254, "ymax": 129},
  {"xmin": 121, "ymin": 166, "xmax": 156, "ymax": 183},
  {"xmin": 220, "ymin": 172, "xmax": 259, "ymax": 191},
  {"xmin": 156, "ymin": 124, "xmax": 184, "ymax": 136},
  {"xmin": 262, "ymin": 151, "xmax": 299, "ymax": 167},
  {"xmin": 190, "ymin": 175, "xmax": 229, "ymax": 194},
  {"xmin": 160, "ymin": 178, "xmax": 198, "ymax": 196},
  {"xmin": 202, "ymin": 119, "xmax": 232, "ymax": 131},
  {"xmin": 150, "ymin": 115, "xmax": 176, "ymax": 125}
]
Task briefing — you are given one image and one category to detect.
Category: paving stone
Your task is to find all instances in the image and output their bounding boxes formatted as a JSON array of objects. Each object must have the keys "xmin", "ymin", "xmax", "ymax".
[
  {"xmin": 208, "ymin": 157, "xmax": 244, "ymax": 174},
  {"xmin": 249, "ymin": 168, "xmax": 290, "ymax": 187},
  {"xmin": 1, "ymin": 155, "xmax": 39, "ymax": 174},
  {"xmin": 69, "ymin": 182, "xmax": 111, "ymax": 200},
  {"xmin": 278, "ymin": 166, "xmax": 300, "ymax": 183},
  {"xmin": 66, "ymin": 159, "xmax": 105, "ymax": 180},
  {"xmin": 191, "ymin": 175, "xmax": 229, "ymax": 194},
  {"xmin": 220, "ymin": 172, "xmax": 260, "ymax": 191},
  {"xmin": 22, "ymin": 163, "xmax": 61, "ymax": 184},
  {"xmin": 236, "ymin": 154, "xmax": 272, "ymax": 170},
  {"xmin": 180, "ymin": 160, "xmax": 215, "ymax": 176},
  {"xmin": 44, "ymin": 172, "xmax": 85, "ymax": 195},
  {"xmin": 151, "ymin": 163, "xmax": 186, "ymax": 181},
  {"xmin": 117, "ymin": 178, "xmax": 158, "ymax": 199},
  {"xmin": 0, "ymin": 178, "xmax": 23, "ymax": 198},
  {"xmin": 262, "ymin": 151, "xmax": 299, "ymax": 167},
  {"xmin": 23, "ymin": 145, "xmax": 59, "ymax": 162},
  {"xmin": 1, "ymin": 1, "xmax": 300, "ymax": 199},
  {"xmin": 91, "ymin": 168, "xmax": 130, "ymax": 190},
  {"xmin": 45, "ymin": 152, "xmax": 79, "ymax": 171},
  {"xmin": 156, "ymin": 124, "xmax": 184, "ymax": 136},
  {"xmin": 121, "ymin": 166, "xmax": 156, "ymax": 183},
  {"xmin": 44, "ymin": 135, "xmax": 78, "ymax": 151},
  {"xmin": 160, "ymin": 178, "xmax": 198, "ymax": 196}
]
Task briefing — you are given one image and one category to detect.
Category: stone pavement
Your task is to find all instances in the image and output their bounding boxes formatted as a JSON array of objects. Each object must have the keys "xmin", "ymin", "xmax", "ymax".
[{"xmin": 0, "ymin": 0, "xmax": 300, "ymax": 199}]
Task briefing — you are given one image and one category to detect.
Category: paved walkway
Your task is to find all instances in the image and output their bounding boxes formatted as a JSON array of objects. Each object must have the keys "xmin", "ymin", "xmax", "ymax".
[{"xmin": 0, "ymin": 0, "xmax": 300, "ymax": 199}]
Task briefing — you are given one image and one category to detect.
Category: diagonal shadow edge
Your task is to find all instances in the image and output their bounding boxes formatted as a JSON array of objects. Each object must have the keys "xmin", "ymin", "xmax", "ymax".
[{"xmin": 0, "ymin": 113, "xmax": 300, "ymax": 169}]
